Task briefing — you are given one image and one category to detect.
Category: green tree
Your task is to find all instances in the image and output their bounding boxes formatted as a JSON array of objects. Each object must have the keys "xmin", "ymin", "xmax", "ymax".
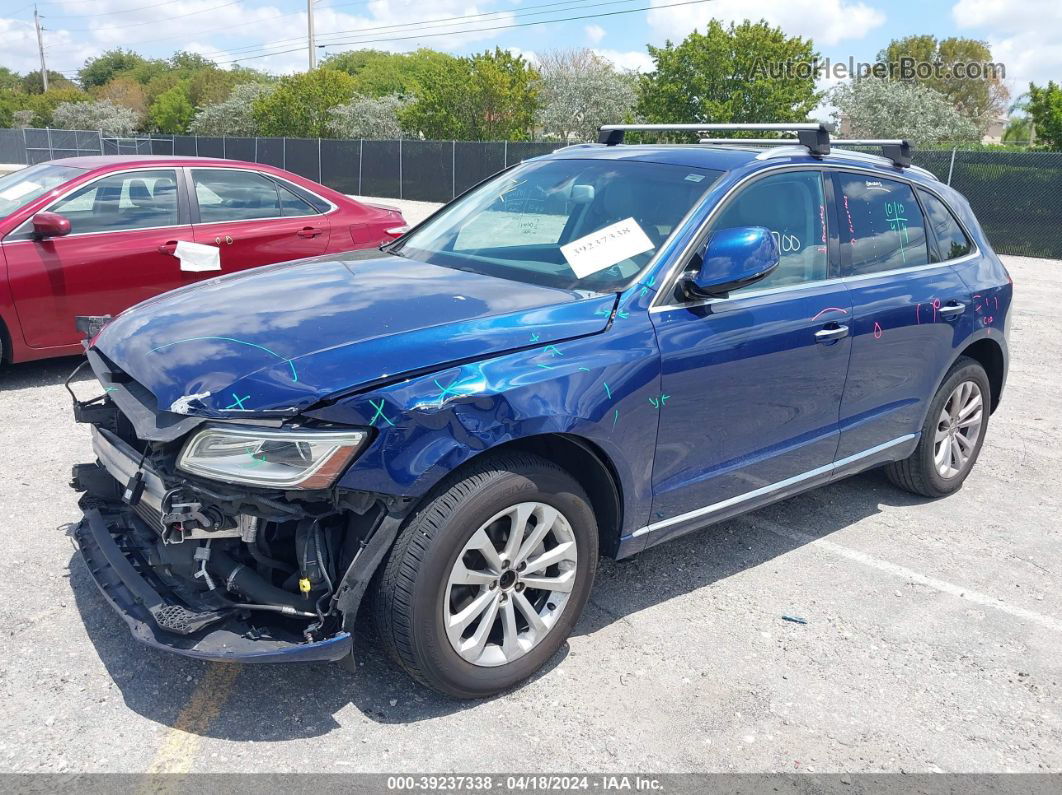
[
  {"xmin": 0, "ymin": 67, "xmax": 22, "ymax": 92},
  {"xmin": 149, "ymin": 84, "xmax": 195, "ymax": 133},
  {"xmin": 401, "ymin": 48, "xmax": 538, "ymax": 140},
  {"xmin": 830, "ymin": 77, "xmax": 978, "ymax": 145},
  {"xmin": 169, "ymin": 51, "xmax": 216, "ymax": 74},
  {"xmin": 252, "ymin": 68, "xmax": 358, "ymax": 137},
  {"xmin": 876, "ymin": 36, "xmax": 1008, "ymax": 133},
  {"xmin": 21, "ymin": 71, "xmax": 77, "ymax": 94},
  {"xmin": 144, "ymin": 73, "xmax": 185, "ymax": 107},
  {"xmin": 79, "ymin": 49, "xmax": 149, "ymax": 90},
  {"xmin": 125, "ymin": 58, "xmax": 170, "ymax": 86},
  {"xmin": 0, "ymin": 90, "xmax": 19, "ymax": 127},
  {"xmin": 323, "ymin": 48, "xmax": 461, "ymax": 100},
  {"xmin": 13, "ymin": 87, "xmax": 91, "ymax": 126},
  {"xmin": 637, "ymin": 20, "xmax": 822, "ymax": 132},
  {"xmin": 468, "ymin": 48, "xmax": 539, "ymax": 140},
  {"xmin": 1027, "ymin": 81, "xmax": 1062, "ymax": 151}
]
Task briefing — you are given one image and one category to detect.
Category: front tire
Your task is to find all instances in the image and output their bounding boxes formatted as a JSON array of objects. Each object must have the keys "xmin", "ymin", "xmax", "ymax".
[
  {"xmin": 886, "ymin": 356, "xmax": 991, "ymax": 497},
  {"xmin": 373, "ymin": 452, "xmax": 598, "ymax": 698}
]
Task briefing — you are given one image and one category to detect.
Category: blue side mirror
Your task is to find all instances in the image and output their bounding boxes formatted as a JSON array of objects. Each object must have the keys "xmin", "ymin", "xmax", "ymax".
[{"xmin": 683, "ymin": 226, "xmax": 780, "ymax": 300}]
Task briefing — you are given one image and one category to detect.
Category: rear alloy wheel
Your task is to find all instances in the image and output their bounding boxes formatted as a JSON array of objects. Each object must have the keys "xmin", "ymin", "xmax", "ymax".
[
  {"xmin": 886, "ymin": 356, "xmax": 991, "ymax": 497},
  {"xmin": 373, "ymin": 453, "xmax": 597, "ymax": 698},
  {"xmin": 932, "ymin": 380, "xmax": 984, "ymax": 479}
]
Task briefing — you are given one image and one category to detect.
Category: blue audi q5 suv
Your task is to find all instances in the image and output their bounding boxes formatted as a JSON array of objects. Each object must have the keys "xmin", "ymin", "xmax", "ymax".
[{"xmin": 70, "ymin": 123, "xmax": 1011, "ymax": 697}]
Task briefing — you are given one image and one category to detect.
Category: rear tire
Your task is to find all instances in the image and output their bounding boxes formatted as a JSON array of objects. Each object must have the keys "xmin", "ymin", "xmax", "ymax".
[
  {"xmin": 373, "ymin": 452, "xmax": 598, "ymax": 698},
  {"xmin": 885, "ymin": 356, "xmax": 991, "ymax": 497}
]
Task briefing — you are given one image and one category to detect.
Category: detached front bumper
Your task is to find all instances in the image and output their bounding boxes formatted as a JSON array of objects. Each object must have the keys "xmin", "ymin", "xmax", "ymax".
[{"xmin": 74, "ymin": 508, "xmax": 353, "ymax": 663}]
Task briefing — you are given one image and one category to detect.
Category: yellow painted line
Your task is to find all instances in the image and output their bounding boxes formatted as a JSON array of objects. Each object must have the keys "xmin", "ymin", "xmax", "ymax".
[{"xmin": 142, "ymin": 663, "xmax": 242, "ymax": 781}]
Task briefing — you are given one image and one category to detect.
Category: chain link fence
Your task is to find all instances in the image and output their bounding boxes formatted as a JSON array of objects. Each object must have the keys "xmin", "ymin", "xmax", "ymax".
[{"xmin": 1, "ymin": 127, "xmax": 1059, "ymax": 258}]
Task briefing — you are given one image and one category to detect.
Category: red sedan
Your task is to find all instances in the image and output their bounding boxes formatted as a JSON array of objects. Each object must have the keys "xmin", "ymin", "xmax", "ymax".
[{"xmin": 0, "ymin": 155, "xmax": 407, "ymax": 363}]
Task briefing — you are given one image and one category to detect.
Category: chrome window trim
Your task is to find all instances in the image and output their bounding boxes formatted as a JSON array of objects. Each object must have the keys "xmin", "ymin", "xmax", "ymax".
[
  {"xmin": 187, "ymin": 166, "xmax": 338, "ymax": 226},
  {"xmin": 631, "ymin": 434, "xmax": 916, "ymax": 538},
  {"xmin": 2, "ymin": 165, "xmax": 186, "ymax": 244},
  {"xmin": 649, "ymin": 163, "xmax": 981, "ymax": 313}
]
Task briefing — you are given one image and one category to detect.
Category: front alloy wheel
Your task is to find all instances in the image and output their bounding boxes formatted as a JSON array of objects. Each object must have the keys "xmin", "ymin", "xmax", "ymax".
[
  {"xmin": 445, "ymin": 502, "xmax": 578, "ymax": 667},
  {"xmin": 372, "ymin": 453, "xmax": 598, "ymax": 698}
]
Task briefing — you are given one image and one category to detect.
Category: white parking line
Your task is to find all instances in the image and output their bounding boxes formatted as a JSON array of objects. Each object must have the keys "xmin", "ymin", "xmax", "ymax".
[{"xmin": 747, "ymin": 516, "xmax": 1062, "ymax": 633}]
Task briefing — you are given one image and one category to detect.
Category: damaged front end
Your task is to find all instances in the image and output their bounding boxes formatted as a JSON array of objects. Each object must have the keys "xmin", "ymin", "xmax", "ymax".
[{"xmin": 67, "ymin": 354, "xmax": 405, "ymax": 664}]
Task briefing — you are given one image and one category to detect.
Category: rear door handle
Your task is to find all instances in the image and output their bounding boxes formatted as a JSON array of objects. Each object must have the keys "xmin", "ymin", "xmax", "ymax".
[
  {"xmin": 297, "ymin": 227, "xmax": 323, "ymax": 238},
  {"xmin": 157, "ymin": 241, "xmax": 178, "ymax": 255},
  {"xmin": 814, "ymin": 323, "xmax": 849, "ymax": 343},
  {"xmin": 939, "ymin": 301, "xmax": 966, "ymax": 319}
]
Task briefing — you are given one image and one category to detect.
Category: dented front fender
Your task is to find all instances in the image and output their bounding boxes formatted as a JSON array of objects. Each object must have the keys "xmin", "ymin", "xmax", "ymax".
[{"xmin": 304, "ymin": 304, "xmax": 663, "ymax": 540}]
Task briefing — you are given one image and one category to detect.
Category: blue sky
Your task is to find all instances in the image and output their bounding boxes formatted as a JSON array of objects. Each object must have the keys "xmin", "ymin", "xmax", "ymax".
[{"xmin": 1, "ymin": 0, "xmax": 1056, "ymax": 108}]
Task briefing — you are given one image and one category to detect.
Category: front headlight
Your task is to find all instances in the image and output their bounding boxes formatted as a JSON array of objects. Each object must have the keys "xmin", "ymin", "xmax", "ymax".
[{"xmin": 177, "ymin": 426, "xmax": 368, "ymax": 489}]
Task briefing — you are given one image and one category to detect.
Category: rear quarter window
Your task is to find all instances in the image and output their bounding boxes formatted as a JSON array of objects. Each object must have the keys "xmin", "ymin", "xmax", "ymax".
[{"xmin": 918, "ymin": 189, "xmax": 973, "ymax": 262}]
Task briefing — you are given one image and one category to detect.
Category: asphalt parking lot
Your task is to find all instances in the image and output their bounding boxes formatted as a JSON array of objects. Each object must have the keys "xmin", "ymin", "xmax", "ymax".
[{"xmin": 0, "ymin": 230, "xmax": 1059, "ymax": 773}]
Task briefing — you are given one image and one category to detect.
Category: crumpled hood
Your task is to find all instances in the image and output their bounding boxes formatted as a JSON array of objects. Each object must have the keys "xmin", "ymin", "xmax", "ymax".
[{"xmin": 92, "ymin": 251, "xmax": 615, "ymax": 416}]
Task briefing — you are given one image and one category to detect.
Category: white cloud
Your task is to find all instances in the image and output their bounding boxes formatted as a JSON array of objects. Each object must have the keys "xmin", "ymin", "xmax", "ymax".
[
  {"xmin": 952, "ymin": 0, "xmax": 1062, "ymax": 96},
  {"xmin": 15, "ymin": 1, "xmax": 519, "ymax": 78},
  {"xmin": 0, "ymin": 16, "xmax": 97, "ymax": 78},
  {"xmin": 585, "ymin": 24, "xmax": 606, "ymax": 45},
  {"xmin": 508, "ymin": 47, "xmax": 539, "ymax": 66},
  {"xmin": 592, "ymin": 49, "xmax": 655, "ymax": 74},
  {"xmin": 647, "ymin": 0, "xmax": 885, "ymax": 47}
]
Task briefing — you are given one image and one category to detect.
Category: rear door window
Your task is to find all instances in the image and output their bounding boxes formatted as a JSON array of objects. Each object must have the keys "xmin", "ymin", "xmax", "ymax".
[
  {"xmin": 192, "ymin": 169, "xmax": 283, "ymax": 222},
  {"xmin": 918, "ymin": 189, "xmax": 973, "ymax": 262},
  {"xmin": 834, "ymin": 173, "xmax": 929, "ymax": 276}
]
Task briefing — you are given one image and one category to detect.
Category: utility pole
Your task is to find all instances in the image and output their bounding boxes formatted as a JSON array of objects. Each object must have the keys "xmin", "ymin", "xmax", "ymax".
[
  {"xmin": 34, "ymin": 4, "xmax": 48, "ymax": 92},
  {"xmin": 306, "ymin": 0, "xmax": 316, "ymax": 71}
]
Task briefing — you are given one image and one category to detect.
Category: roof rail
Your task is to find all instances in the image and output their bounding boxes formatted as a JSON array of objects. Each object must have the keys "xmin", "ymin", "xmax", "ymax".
[
  {"xmin": 598, "ymin": 123, "xmax": 915, "ymax": 168},
  {"xmin": 598, "ymin": 123, "xmax": 831, "ymax": 157}
]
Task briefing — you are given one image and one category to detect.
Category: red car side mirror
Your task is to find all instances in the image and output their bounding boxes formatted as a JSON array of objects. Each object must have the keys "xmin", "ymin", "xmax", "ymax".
[{"xmin": 32, "ymin": 211, "xmax": 71, "ymax": 240}]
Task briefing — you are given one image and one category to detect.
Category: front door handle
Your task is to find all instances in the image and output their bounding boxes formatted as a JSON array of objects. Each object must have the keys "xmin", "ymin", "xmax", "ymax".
[
  {"xmin": 157, "ymin": 241, "xmax": 178, "ymax": 255},
  {"xmin": 939, "ymin": 301, "xmax": 966, "ymax": 319},
  {"xmin": 814, "ymin": 323, "xmax": 849, "ymax": 343},
  {"xmin": 297, "ymin": 226, "xmax": 323, "ymax": 238}
]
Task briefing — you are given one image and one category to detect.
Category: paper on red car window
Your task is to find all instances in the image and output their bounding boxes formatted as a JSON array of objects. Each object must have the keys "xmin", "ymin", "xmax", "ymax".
[
  {"xmin": 0, "ymin": 181, "xmax": 40, "ymax": 201},
  {"xmin": 175, "ymin": 240, "xmax": 221, "ymax": 272},
  {"xmin": 560, "ymin": 217, "xmax": 654, "ymax": 278}
]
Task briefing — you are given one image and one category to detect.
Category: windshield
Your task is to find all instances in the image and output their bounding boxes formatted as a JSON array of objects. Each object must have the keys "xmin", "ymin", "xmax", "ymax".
[
  {"xmin": 0, "ymin": 163, "xmax": 86, "ymax": 219},
  {"xmin": 396, "ymin": 158, "xmax": 722, "ymax": 291}
]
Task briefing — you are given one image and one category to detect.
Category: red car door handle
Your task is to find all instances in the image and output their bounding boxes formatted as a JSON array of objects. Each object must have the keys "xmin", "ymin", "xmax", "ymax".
[
  {"xmin": 158, "ymin": 241, "xmax": 178, "ymax": 255},
  {"xmin": 297, "ymin": 227, "xmax": 323, "ymax": 238}
]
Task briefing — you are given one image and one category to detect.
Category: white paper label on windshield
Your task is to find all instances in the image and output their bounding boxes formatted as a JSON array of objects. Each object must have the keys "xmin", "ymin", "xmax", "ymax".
[
  {"xmin": 0, "ymin": 181, "xmax": 41, "ymax": 201},
  {"xmin": 560, "ymin": 217, "xmax": 654, "ymax": 278},
  {"xmin": 175, "ymin": 240, "xmax": 221, "ymax": 272}
]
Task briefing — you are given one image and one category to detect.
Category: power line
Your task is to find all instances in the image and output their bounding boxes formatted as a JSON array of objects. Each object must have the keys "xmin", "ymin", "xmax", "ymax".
[
  {"xmin": 53, "ymin": 0, "xmax": 243, "ymax": 32},
  {"xmin": 215, "ymin": 0, "xmax": 714, "ymax": 66},
  {"xmin": 33, "ymin": 0, "xmax": 592, "ymax": 63},
  {"xmin": 35, "ymin": 0, "xmax": 189, "ymax": 17},
  {"xmin": 36, "ymin": 0, "xmax": 380, "ymax": 53},
  {"xmin": 208, "ymin": 0, "xmax": 605, "ymax": 60}
]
